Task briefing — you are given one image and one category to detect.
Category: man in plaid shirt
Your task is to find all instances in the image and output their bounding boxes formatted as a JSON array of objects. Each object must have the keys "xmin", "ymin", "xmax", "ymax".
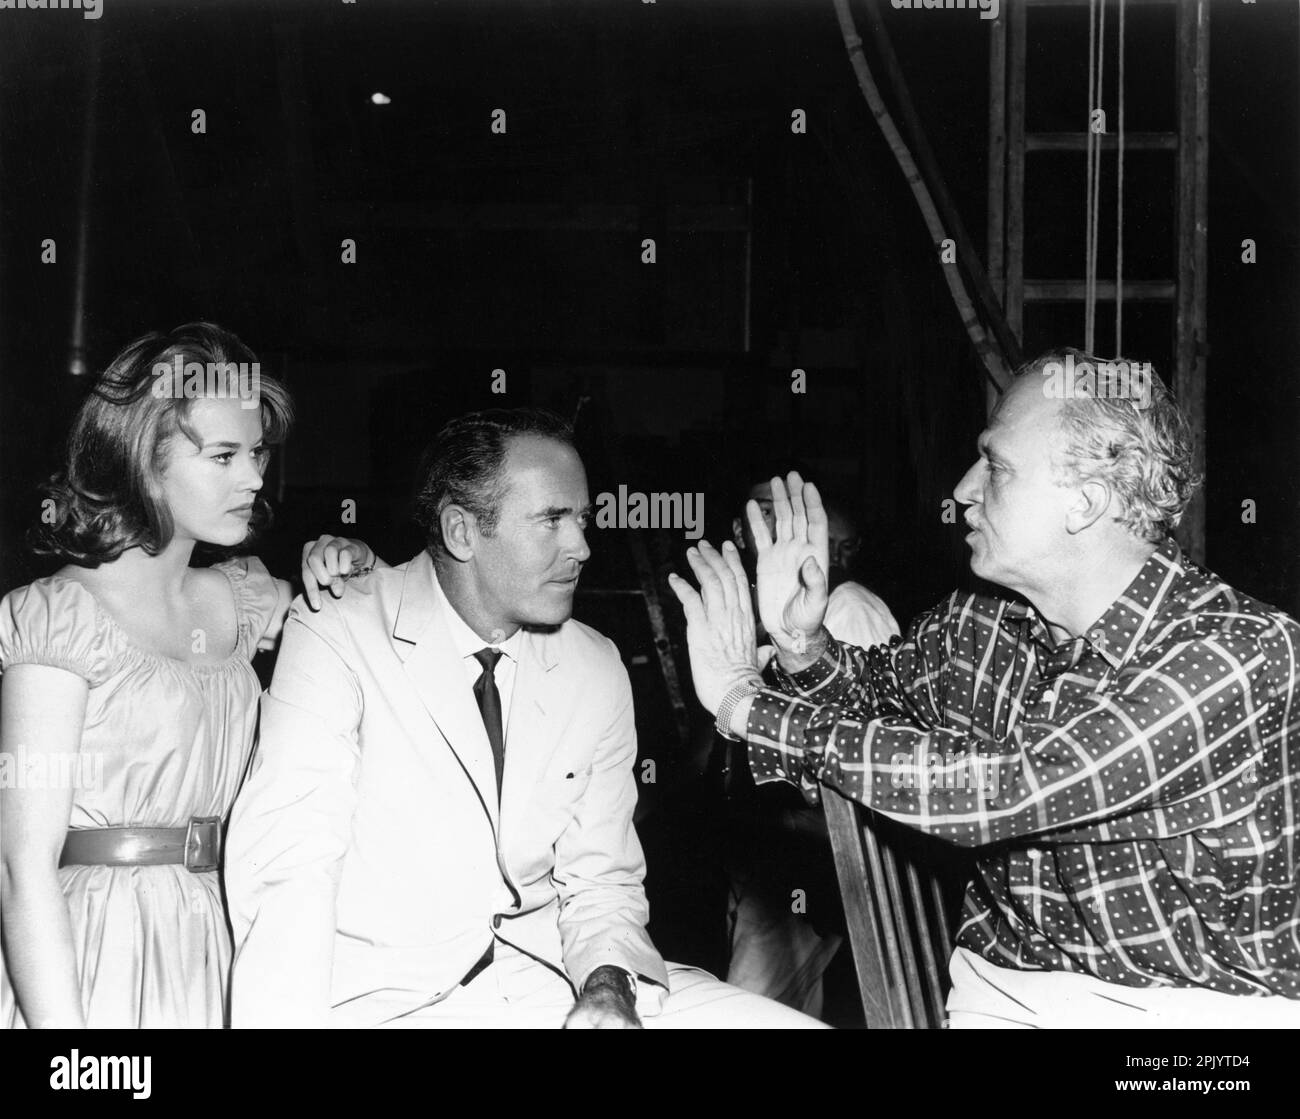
[{"xmin": 669, "ymin": 350, "xmax": 1300, "ymax": 1027}]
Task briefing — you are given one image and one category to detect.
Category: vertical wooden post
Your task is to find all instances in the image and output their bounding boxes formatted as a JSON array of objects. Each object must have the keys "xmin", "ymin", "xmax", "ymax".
[
  {"xmin": 1175, "ymin": 0, "xmax": 1209, "ymax": 564},
  {"xmin": 987, "ymin": 7, "xmax": 1008, "ymax": 415},
  {"xmin": 1005, "ymin": 0, "xmax": 1027, "ymax": 352}
]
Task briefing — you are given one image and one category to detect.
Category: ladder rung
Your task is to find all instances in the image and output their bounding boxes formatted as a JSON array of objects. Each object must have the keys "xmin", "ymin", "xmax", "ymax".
[
  {"xmin": 1025, "ymin": 0, "xmax": 1178, "ymax": 6},
  {"xmin": 1026, "ymin": 132, "xmax": 1177, "ymax": 153},
  {"xmin": 1025, "ymin": 280, "xmax": 1176, "ymax": 302}
]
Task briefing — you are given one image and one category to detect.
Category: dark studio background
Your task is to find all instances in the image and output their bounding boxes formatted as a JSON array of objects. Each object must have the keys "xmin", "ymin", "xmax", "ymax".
[{"xmin": 1, "ymin": 0, "xmax": 1297, "ymax": 1013}]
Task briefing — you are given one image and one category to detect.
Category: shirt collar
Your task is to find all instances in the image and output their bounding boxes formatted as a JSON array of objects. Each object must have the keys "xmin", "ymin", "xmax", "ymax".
[
  {"xmin": 430, "ymin": 567, "xmax": 524, "ymax": 665},
  {"xmin": 999, "ymin": 598, "xmax": 1059, "ymax": 654},
  {"xmin": 998, "ymin": 537, "xmax": 1185, "ymax": 669},
  {"xmin": 1080, "ymin": 536, "xmax": 1185, "ymax": 668}
]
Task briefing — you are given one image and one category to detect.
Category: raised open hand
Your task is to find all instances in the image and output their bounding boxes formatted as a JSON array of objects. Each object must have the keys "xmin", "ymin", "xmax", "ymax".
[
  {"xmin": 749, "ymin": 473, "xmax": 830, "ymax": 664},
  {"xmin": 667, "ymin": 540, "xmax": 760, "ymax": 716}
]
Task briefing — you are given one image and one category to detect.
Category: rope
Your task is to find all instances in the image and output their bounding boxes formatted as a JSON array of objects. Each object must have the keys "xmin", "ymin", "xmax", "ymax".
[
  {"xmin": 1116, "ymin": 0, "xmax": 1126, "ymax": 354},
  {"xmin": 1086, "ymin": 0, "xmax": 1106, "ymax": 354},
  {"xmin": 1085, "ymin": 0, "xmax": 1097, "ymax": 352}
]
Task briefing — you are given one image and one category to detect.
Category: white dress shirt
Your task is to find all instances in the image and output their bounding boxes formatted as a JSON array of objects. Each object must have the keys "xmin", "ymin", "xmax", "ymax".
[{"xmin": 431, "ymin": 570, "xmax": 524, "ymax": 744}]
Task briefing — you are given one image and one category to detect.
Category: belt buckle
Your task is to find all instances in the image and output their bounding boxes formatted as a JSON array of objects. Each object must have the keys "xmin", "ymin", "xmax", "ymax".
[{"xmin": 184, "ymin": 816, "xmax": 222, "ymax": 873}]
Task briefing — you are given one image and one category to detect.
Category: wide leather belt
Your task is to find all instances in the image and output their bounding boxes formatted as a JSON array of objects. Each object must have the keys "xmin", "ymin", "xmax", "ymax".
[{"xmin": 59, "ymin": 816, "xmax": 222, "ymax": 873}]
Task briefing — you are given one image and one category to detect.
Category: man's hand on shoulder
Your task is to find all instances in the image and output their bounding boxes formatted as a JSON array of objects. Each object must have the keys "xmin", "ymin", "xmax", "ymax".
[{"xmin": 564, "ymin": 966, "xmax": 642, "ymax": 1030}]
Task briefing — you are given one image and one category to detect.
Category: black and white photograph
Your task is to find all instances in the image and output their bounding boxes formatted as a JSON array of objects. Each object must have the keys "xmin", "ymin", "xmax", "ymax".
[{"xmin": 0, "ymin": 0, "xmax": 1296, "ymax": 1075}]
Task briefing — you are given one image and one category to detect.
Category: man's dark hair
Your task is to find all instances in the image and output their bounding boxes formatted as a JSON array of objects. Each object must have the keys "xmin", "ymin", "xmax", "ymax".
[
  {"xmin": 733, "ymin": 455, "xmax": 813, "ymax": 512},
  {"xmin": 818, "ymin": 484, "xmax": 866, "ymax": 535},
  {"xmin": 414, "ymin": 407, "xmax": 576, "ymax": 558}
]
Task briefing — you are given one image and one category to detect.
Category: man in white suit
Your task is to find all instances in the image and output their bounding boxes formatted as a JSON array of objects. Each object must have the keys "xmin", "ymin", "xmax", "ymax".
[{"xmin": 225, "ymin": 408, "xmax": 821, "ymax": 1028}]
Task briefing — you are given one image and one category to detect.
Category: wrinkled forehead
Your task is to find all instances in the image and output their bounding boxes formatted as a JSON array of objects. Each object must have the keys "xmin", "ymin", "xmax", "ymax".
[{"xmin": 981, "ymin": 376, "xmax": 1063, "ymax": 457}]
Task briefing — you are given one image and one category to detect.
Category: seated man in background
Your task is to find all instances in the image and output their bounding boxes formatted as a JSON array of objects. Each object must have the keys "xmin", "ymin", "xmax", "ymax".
[
  {"xmin": 225, "ymin": 407, "xmax": 822, "ymax": 1029},
  {"xmin": 721, "ymin": 466, "xmax": 899, "ymax": 1019},
  {"xmin": 673, "ymin": 352, "xmax": 1300, "ymax": 1028}
]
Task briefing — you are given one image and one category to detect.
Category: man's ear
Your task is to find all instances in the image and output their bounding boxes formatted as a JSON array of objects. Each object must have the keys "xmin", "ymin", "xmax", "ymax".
[
  {"xmin": 440, "ymin": 504, "xmax": 477, "ymax": 561},
  {"xmin": 1066, "ymin": 479, "xmax": 1112, "ymax": 535},
  {"xmin": 731, "ymin": 517, "xmax": 746, "ymax": 551}
]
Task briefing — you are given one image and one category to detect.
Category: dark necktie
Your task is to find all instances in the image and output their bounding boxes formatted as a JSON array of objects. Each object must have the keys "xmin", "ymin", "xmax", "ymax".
[{"xmin": 472, "ymin": 647, "xmax": 505, "ymax": 797}]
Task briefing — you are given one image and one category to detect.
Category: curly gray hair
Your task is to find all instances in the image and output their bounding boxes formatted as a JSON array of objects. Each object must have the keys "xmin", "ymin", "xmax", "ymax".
[{"xmin": 1018, "ymin": 348, "xmax": 1202, "ymax": 543}]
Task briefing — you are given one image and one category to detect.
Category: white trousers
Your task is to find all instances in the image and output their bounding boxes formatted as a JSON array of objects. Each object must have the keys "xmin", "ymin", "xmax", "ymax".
[
  {"xmin": 725, "ymin": 883, "xmax": 842, "ymax": 1019},
  {"xmin": 946, "ymin": 946, "xmax": 1300, "ymax": 1029},
  {"xmin": 374, "ymin": 942, "xmax": 829, "ymax": 1029}
]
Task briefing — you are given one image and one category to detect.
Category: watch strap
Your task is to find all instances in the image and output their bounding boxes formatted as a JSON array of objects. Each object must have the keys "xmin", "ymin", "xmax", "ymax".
[{"xmin": 715, "ymin": 678, "xmax": 762, "ymax": 742}]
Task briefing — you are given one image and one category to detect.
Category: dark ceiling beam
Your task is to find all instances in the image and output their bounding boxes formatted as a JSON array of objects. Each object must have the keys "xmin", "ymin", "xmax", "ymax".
[{"xmin": 318, "ymin": 201, "xmax": 751, "ymax": 233}]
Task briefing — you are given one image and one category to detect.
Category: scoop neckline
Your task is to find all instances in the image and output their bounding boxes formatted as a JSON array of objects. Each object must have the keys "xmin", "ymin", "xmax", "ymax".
[{"xmin": 52, "ymin": 563, "xmax": 249, "ymax": 672}]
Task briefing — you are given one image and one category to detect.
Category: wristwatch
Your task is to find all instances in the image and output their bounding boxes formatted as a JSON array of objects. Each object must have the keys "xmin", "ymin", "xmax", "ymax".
[
  {"xmin": 715, "ymin": 677, "xmax": 763, "ymax": 742},
  {"xmin": 585, "ymin": 966, "xmax": 637, "ymax": 1003}
]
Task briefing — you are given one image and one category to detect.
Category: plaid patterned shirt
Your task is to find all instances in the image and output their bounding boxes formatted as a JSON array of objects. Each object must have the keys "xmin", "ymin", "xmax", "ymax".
[{"xmin": 747, "ymin": 538, "xmax": 1300, "ymax": 996}]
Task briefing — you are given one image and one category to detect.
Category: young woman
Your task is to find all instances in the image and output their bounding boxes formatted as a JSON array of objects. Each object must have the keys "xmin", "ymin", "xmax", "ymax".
[{"xmin": 0, "ymin": 323, "xmax": 373, "ymax": 1028}]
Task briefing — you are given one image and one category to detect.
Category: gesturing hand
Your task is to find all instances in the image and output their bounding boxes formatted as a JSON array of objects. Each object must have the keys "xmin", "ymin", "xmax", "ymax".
[
  {"xmin": 750, "ymin": 473, "xmax": 830, "ymax": 667},
  {"xmin": 667, "ymin": 540, "xmax": 761, "ymax": 717}
]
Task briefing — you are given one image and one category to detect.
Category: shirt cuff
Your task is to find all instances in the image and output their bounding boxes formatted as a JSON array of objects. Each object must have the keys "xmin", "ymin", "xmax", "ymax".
[
  {"xmin": 634, "ymin": 973, "xmax": 668, "ymax": 1018},
  {"xmin": 767, "ymin": 633, "xmax": 843, "ymax": 696},
  {"xmin": 744, "ymin": 687, "xmax": 824, "ymax": 809}
]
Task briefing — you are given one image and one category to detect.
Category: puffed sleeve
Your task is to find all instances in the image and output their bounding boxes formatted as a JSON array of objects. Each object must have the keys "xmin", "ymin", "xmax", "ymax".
[
  {"xmin": 217, "ymin": 556, "xmax": 281, "ymax": 653},
  {"xmin": 0, "ymin": 578, "xmax": 119, "ymax": 687}
]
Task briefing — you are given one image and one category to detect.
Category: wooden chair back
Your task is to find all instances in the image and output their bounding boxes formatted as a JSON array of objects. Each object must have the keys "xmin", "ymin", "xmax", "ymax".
[{"xmin": 822, "ymin": 785, "xmax": 963, "ymax": 1028}]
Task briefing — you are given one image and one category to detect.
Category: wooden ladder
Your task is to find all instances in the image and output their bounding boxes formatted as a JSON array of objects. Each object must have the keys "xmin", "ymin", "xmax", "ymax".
[{"xmin": 986, "ymin": 0, "xmax": 1209, "ymax": 561}]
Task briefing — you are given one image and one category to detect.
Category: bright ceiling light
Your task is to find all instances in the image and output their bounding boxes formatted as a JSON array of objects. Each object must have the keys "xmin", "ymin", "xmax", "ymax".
[{"xmin": 370, "ymin": 92, "xmax": 392, "ymax": 106}]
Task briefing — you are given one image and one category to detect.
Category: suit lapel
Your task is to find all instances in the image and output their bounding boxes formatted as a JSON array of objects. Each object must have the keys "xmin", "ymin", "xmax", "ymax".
[
  {"xmin": 394, "ymin": 552, "xmax": 501, "ymax": 834},
  {"xmin": 499, "ymin": 628, "xmax": 565, "ymax": 840}
]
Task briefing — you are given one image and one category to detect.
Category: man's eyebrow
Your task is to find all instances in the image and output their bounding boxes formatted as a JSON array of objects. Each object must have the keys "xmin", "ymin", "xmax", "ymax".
[
  {"xmin": 978, "ymin": 433, "xmax": 1010, "ymax": 462},
  {"xmin": 535, "ymin": 504, "xmax": 589, "ymax": 518}
]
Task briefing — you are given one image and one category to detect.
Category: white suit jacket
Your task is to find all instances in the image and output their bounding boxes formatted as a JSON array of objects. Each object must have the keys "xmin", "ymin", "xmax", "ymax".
[{"xmin": 225, "ymin": 550, "xmax": 668, "ymax": 1027}]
